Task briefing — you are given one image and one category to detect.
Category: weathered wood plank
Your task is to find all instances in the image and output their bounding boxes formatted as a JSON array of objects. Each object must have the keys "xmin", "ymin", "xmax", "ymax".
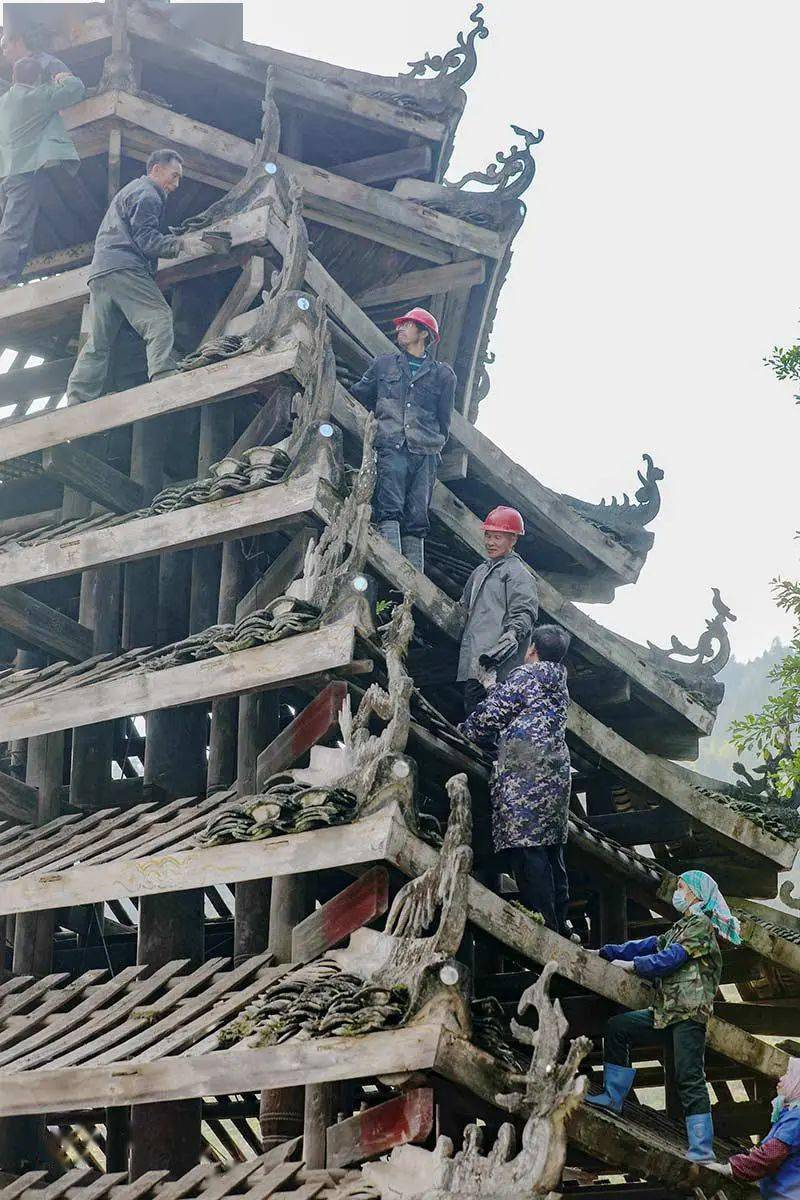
[
  {"xmin": 42, "ymin": 444, "xmax": 144, "ymax": 514},
  {"xmin": 326, "ymin": 1087, "xmax": 433, "ymax": 1168},
  {"xmin": 291, "ymin": 866, "xmax": 389, "ymax": 963},
  {"xmin": 0, "ymin": 806, "xmax": 395, "ymax": 917},
  {"xmin": 0, "ymin": 620, "xmax": 358, "ymax": 741},
  {"xmin": 0, "ymin": 587, "xmax": 93, "ymax": 662},
  {"xmin": 255, "ymin": 680, "xmax": 347, "ymax": 788},
  {"xmin": 0, "ymin": 1024, "xmax": 443, "ymax": 1115},
  {"xmin": 0, "ymin": 358, "xmax": 73, "ymax": 409},
  {"xmin": 0, "ymin": 472, "xmax": 323, "ymax": 588},
  {"xmin": 0, "ymin": 770, "xmax": 37, "ymax": 826},
  {"xmin": 337, "ymin": 145, "xmax": 433, "ymax": 186},
  {"xmin": 357, "ymin": 260, "xmax": 486, "ymax": 308},
  {"xmin": 0, "ymin": 346, "xmax": 298, "ymax": 464},
  {"xmin": 567, "ymin": 703, "xmax": 795, "ymax": 868}
]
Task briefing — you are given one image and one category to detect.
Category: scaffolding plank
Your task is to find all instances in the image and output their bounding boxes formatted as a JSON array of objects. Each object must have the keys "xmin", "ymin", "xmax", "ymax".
[
  {"xmin": 0, "ymin": 805, "xmax": 396, "ymax": 916},
  {"xmin": 0, "ymin": 620, "xmax": 358, "ymax": 741},
  {"xmin": 0, "ymin": 472, "xmax": 323, "ymax": 588},
  {"xmin": 0, "ymin": 346, "xmax": 298, "ymax": 465},
  {"xmin": 0, "ymin": 1024, "xmax": 443, "ymax": 1115}
]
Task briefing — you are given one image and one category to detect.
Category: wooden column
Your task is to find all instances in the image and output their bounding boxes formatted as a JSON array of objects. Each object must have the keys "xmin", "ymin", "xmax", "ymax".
[
  {"xmin": 234, "ymin": 690, "xmax": 280, "ymax": 964},
  {"xmin": 0, "ymin": 688, "xmax": 64, "ymax": 1172},
  {"xmin": 70, "ymin": 564, "xmax": 122, "ymax": 808},
  {"xmin": 598, "ymin": 882, "xmax": 628, "ymax": 945},
  {"xmin": 207, "ymin": 538, "xmax": 246, "ymax": 789},
  {"xmin": 130, "ymin": 421, "xmax": 205, "ymax": 1177}
]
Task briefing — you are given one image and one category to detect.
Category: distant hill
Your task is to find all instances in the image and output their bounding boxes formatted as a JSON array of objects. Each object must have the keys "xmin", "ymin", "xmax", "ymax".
[{"xmin": 693, "ymin": 639, "xmax": 787, "ymax": 779}]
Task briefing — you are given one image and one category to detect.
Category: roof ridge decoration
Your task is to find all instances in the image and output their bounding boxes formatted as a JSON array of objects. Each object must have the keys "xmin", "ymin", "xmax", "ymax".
[
  {"xmin": 561, "ymin": 453, "xmax": 664, "ymax": 553},
  {"xmin": 403, "ymin": 3, "xmax": 489, "ymax": 90},
  {"xmin": 361, "ymin": 962, "xmax": 590, "ymax": 1199},
  {"xmin": 646, "ymin": 587, "xmax": 736, "ymax": 679},
  {"xmin": 446, "ymin": 124, "xmax": 544, "ymax": 205}
]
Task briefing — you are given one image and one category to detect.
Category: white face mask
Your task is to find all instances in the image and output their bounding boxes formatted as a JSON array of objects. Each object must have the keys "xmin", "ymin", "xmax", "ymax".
[{"xmin": 672, "ymin": 889, "xmax": 691, "ymax": 913}]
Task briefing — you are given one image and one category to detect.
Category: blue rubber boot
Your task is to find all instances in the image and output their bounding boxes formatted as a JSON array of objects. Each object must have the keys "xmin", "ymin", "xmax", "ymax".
[
  {"xmin": 585, "ymin": 1063, "xmax": 637, "ymax": 1113},
  {"xmin": 685, "ymin": 1112, "xmax": 716, "ymax": 1162}
]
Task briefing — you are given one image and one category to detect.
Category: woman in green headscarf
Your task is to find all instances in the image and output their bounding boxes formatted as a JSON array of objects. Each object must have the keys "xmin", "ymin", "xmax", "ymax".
[{"xmin": 585, "ymin": 870, "xmax": 741, "ymax": 1164}]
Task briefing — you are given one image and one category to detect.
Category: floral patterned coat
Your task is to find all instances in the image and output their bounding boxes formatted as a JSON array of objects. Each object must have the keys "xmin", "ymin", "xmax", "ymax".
[{"xmin": 459, "ymin": 661, "xmax": 571, "ymax": 852}]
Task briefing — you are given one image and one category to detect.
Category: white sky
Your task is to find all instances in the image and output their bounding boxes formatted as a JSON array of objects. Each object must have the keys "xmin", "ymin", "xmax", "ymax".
[{"xmin": 6, "ymin": 1, "xmax": 799, "ymax": 660}]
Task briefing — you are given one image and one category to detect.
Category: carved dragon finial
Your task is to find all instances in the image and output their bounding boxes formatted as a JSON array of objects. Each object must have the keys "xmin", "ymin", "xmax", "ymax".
[
  {"xmin": 362, "ymin": 960, "xmax": 589, "ymax": 1199},
  {"xmin": 445, "ymin": 125, "xmax": 544, "ymax": 202},
  {"xmin": 647, "ymin": 587, "xmax": 737, "ymax": 678},
  {"xmin": 403, "ymin": 4, "xmax": 489, "ymax": 88},
  {"xmin": 563, "ymin": 454, "xmax": 664, "ymax": 536}
]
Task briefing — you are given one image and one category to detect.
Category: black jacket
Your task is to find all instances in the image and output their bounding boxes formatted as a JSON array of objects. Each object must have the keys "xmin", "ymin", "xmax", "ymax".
[
  {"xmin": 89, "ymin": 175, "xmax": 182, "ymax": 282},
  {"xmin": 351, "ymin": 351, "xmax": 456, "ymax": 456}
]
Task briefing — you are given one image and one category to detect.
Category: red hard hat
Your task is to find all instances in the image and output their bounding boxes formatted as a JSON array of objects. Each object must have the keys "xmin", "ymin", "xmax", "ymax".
[
  {"xmin": 484, "ymin": 506, "xmax": 525, "ymax": 535},
  {"xmin": 393, "ymin": 307, "xmax": 440, "ymax": 344}
]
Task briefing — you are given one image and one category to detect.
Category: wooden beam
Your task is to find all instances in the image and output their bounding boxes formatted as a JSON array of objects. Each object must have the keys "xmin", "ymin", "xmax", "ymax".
[
  {"xmin": 0, "ymin": 770, "xmax": 37, "ymax": 825},
  {"xmin": 326, "ymin": 1087, "xmax": 433, "ymax": 1168},
  {"xmin": 255, "ymin": 680, "xmax": 347, "ymax": 788},
  {"xmin": 567, "ymin": 703, "xmax": 795, "ymax": 868},
  {"xmin": 42, "ymin": 445, "xmax": 144, "ymax": 515},
  {"xmin": 0, "ymin": 358, "xmax": 72, "ymax": 410},
  {"xmin": 0, "ymin": 206, "xmax": 273, "ymax": 341},
  {"xmin": 337, "ymin": 145, "xmax": 433, "ymax": 186},
  {"xmin": 0, "ymin": 805, "xmax": 396, "ymax": 917},
  {"xmin": 0, "ymin": 587, "xmax": 93, "ymax": 662},
  {"xmin": 0, "ymin": 472, "xmax": 323, "ymax": 589},
  {"xmin": 0, "ymin": 1023, "xmax": 443, "ymax": 1116},
  {"xmin": 291, "ymin": 867, "xmax": 389, "ymax": 964},
  {"xmin": 0, "ymin": 346, "xmax": 298, "ymax": 464},
  {"xmin": 357, "ymin": 260, "xmax": 486, "ymax": 309},
  {"xmin": 0, "ymin": 619, "xmax": 359, "ymax": 742},
  {"xmin": 586, "ymin": 807, "xmax": 692, "ymax": 846}
]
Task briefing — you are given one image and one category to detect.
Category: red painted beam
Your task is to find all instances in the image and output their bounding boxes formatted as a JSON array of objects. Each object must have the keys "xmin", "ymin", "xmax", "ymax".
[
  {"xmin": 326, "ymin": 1088, "xmax": 434, "ymax": 1168},
  {"xmin": 291, "ymin": 866, "xmax": 389, "ymax": 964},
  {"xmin": 255, "ymin": 680, "xmax": 348, "ymax": 788}
]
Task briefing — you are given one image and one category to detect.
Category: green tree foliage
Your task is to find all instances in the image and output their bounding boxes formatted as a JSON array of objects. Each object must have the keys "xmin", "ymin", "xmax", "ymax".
[
  {"xmin": 730, "ymin": 579, "xmax": 800, "ymax": 801},
  {"xmin": 765, "ymin": 343, "xmax": 800, "ymax": 404}
]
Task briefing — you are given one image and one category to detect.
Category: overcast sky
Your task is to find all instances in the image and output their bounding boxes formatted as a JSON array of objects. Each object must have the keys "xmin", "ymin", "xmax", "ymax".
[{"xmin": 6, "ymin": 1, "xmax": 798, "ymax": 660}]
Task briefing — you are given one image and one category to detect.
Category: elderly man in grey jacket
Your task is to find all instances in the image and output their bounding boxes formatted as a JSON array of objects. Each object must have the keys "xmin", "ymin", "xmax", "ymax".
[{"xmin": 458, "ymin": 505, "xmax": 539, "ymax": 716}]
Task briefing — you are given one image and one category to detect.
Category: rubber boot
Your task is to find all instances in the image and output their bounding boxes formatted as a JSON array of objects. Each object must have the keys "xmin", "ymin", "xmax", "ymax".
[
  {"xmin": 401, "ymin": 535, "xmax": 424, "ymax": 574},
  {"xmin": 685, "ymin": 1112, "xmax": 716, "ymax": 1162},
  {"xmin": 584, "ymin": 1063, "xmax": 637, "ymax": 1114},
  {"xmin": 377, "ymin": 519, "xmax": 401, "ymax": 555}
]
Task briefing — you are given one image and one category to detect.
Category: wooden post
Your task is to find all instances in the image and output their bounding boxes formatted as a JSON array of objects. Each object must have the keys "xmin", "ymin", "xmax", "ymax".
[
  {"xmin": 599, "ymin": 882, "xmax": 628, "ymax": 945},
  {"xmin": 70, "ymin": 565, "xmax": 122, "ymax": 810},
  {"xmin": 207, "ymin": 539, "xmax": 246, "ymax": 789},
  {"xmin": 0, "ymin": 681, "xmax": 65, "ymax": 1172}
]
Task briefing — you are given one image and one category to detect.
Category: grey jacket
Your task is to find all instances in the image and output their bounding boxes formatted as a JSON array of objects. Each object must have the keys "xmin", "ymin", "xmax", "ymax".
[
  {"xmin": 457, "ymin": 551, "xmax": 539, "ymax": 682},
  {"xmin": 350, "ymin": 351, "xmax": 456, "ymax": 456},
  {"xmin": 89, "ymin": 175, "xmax": 182, "ymax": 283}
]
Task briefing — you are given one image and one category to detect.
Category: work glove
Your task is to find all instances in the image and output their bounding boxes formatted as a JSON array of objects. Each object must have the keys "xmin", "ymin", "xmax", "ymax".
[
  {"xmin": 178, "ymin": 231, "xmax": 211, "ymax": 257},
  {"xmin": 479, "ymin": 630, "xmax": 518, "ymax": 667},
  {"xmin": 704, "ymin": 1164, "xmax": 733, "ymax": 1177}
]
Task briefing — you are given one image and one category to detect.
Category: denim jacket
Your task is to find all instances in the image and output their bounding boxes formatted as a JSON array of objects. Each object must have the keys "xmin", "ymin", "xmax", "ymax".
[{"xmin": 350, "ymin": 351, "xmax": 456, "ymax": 456}]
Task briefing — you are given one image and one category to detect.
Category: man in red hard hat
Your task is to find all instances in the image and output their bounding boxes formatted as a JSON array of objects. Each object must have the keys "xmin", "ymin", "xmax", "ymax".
[
  {"xmin": 458, "ymin": 505, "xmax": 539, "ymax": 716},
  {"xmin": 350, "ymin": 306, "xmax": 456, "ymax": 574}
]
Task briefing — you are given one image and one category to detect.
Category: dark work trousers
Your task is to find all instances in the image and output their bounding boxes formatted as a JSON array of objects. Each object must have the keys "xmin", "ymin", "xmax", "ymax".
[
  {"xmin": 463, "ymin": 679, "xmax": 487, "ymax": 718},
  {"xmin": 0, "ymin": 170, "xmax": 47, "ymax": 287},
  {"xmin": 500, "ymin": 844, "xmax": 570, "ymax": 933},
  {"xmin": 605, "ymin": 1009, "xmax": 710, "ymax": 1117},
  {"xmin": 66, "ymin": 269, "xmax": 178, "ymax": 404},
  {"xmin": 374, "ymin": 444, "xmax": 438, "ymax": 538}
]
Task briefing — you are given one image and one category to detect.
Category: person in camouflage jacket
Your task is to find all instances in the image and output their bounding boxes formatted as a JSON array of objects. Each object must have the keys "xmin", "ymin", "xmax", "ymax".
[
  {"xmin": 585, "ymin": 870, "xmax": 742, "ymax": 1164},
  {"xmin": 459, "ymin": 624, "xmax": 572, "ymax": 935}
]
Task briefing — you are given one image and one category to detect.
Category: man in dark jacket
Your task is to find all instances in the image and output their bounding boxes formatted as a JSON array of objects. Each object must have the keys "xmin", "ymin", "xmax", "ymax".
[
  {"xmin": 350, "ymin": 306, "xmax": 456, "ymax": 573},
  {"xmin": 459, "ymin": 506, "xmax": 539, "ymax": 716},
  {"xmin": 0, "ymin": 19, "xmax": 71, "ymax": 88},
  {"xmin": 0, "ymin": 57, "xmax": 84, "ymax": 287},
  {"xmin": 66, "ymin": 148, "xmax": 203, "ymax": 404}
]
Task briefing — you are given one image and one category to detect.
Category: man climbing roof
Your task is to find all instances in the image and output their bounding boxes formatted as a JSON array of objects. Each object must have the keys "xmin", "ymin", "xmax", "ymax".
[{"xmin": 351, "ymin": 306, "xmax": 456, "ymax": 575}]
